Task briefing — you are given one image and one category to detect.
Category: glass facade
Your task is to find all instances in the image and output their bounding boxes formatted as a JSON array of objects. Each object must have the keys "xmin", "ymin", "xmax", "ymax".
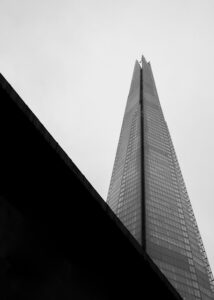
[
  {"xmin": 107, "ymin": 57, "xmax": 214, "ymax": 299},
  {"xmin": 107, "ymin": 61, "xmax": 142, "ymax": 243}
]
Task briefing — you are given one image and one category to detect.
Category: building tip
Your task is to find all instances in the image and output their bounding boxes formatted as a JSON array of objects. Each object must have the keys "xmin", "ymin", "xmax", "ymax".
[
  {"xmin": 138, "ymin": 54, "xmax": 147, "ymax": 66},
  {"xmin": 141, "ymin": 54, "xmax": 146, "ymax": 61}
]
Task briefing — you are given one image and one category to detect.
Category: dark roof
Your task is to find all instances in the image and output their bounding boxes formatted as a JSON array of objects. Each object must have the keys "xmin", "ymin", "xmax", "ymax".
[{"xmin": 0, "ymin": 73, "xmax": 182, "ymax": 299}]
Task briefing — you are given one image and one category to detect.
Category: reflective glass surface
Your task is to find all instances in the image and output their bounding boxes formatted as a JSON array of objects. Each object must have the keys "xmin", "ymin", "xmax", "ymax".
[
  {"xmin": 143, "ymin": 60, "xmax": 214, "ymax": 300},
  {"xmin": 107, "ymin": 61, "xmax": 142, "ymax": 243},
  {"xmin": 107, "ymin": 58, "xmax": 214, "ymax": 299}
]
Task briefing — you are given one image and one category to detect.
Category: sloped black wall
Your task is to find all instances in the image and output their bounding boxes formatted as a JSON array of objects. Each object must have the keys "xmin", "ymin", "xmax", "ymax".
[{"xmin": 0, "ymin": 74, "xmax": 182, "ymax": 300}]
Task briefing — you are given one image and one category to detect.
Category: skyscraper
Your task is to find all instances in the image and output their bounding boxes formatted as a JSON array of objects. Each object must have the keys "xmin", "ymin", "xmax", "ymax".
[{"xmin": 107, "ymin": 56, "xmax": 214, "ymax": 300}]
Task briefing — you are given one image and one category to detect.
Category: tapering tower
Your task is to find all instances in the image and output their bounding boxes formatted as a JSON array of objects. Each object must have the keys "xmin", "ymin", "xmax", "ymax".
[{"xmin": 107, "ymin": 56, "xmax": 214, "ymax": 300}]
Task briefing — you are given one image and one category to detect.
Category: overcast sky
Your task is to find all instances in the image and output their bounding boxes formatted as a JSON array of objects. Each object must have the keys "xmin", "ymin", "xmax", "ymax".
[{"xmin": 1, "ymin": 0, "xmax": 214, "ymax": 273}]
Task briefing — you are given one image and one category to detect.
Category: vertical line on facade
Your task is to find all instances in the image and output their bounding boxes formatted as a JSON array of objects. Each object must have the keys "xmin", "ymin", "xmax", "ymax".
[{"xmin": 140, "ymin": 66, "xmax": 146, "ymax": 250}]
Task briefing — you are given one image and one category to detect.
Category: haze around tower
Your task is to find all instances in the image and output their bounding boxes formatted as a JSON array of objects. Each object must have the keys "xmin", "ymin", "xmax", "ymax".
[{"xmin": 0, "ymin": 0, "xmax": 214, "ymax": 274}]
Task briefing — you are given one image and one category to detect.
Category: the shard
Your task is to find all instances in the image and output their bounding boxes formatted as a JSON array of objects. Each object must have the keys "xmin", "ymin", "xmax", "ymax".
[{"xmin": 107, "ymin": 56, "xmax": 214, "ymax": 300}]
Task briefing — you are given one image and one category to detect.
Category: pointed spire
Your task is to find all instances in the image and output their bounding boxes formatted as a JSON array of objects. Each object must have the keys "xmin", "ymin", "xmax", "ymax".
[
  {"xmin": 139, "ymin": 54, "xmax": 147, "ymax": 66},
  {"xmin": 141, "ymin": 54, "xmax": 147, "ymax": 63}
]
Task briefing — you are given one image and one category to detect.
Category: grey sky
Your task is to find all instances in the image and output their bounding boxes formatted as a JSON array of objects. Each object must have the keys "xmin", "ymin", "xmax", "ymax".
[{"xmin": 1, "ymin": 0, "xmax": 214, "ymax": 273}]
